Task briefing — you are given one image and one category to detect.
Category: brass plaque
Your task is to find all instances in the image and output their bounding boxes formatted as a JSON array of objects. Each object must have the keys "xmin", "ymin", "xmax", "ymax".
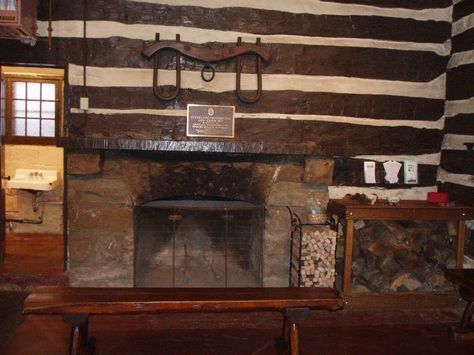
[{"xmin": 186, "ymin": 104, "xmax": 235, "ymax": 138}]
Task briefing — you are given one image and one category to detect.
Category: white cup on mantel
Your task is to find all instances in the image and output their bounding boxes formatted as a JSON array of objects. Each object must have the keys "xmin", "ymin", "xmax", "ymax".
[
  {"xmin": 387, "ymin": 197, "xmax": 400, "ymax": 205},
  {"xmin": 367, "ymin": 194, "xmax": 378, "ymax": 205}
]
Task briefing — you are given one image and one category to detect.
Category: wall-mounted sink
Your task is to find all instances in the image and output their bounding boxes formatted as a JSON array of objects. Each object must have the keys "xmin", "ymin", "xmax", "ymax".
[{"xmin": 7, "ymin": 169, "xmax": 60, "ymax": 191}]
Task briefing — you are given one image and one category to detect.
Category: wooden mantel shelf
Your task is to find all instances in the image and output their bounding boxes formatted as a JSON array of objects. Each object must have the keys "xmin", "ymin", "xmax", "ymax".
[
  {"xmin": 327, "ymin": 199, "xmax": 474, "ymax": 294},
  {"xmin": 57, "ymin": 137, "xmax": 326, "ymax": 156}
]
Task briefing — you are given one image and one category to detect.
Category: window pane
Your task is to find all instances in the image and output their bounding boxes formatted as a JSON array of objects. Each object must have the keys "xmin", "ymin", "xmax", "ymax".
[
  {"xmin": 13, "ymin": 99, "xmax": 26, "ymax": 117},
  {"xmin": 41, "ymin": 101, "xmax": 55, "ymax": 119},
  {"xmin": 8, "ymin": 75, "xmax": 62, "ymax": 141},
  {"xmin": 41, "ymin": 120, "xmax": 55, "ymax": 137},
  {"xmin": 26, "ymin": 119, "xmax": 40, "ymax": 136},
  {"xmin": 28, "ymin": 101, "xmax": 40, "ymax": 118},
  {"xmin": 41, "ymin": 83, "xmax": 56, "ymax": 100},
  {"xmin": 27, "ymin": 82, "xmax": 40, "ymax": 100},
  {"xmin": 13, "ymin": 118, "xmax": 25, "ymax": 136},
  {"xmin": 13, "ymin": 82, "xmax": 26, "ymax": 99}
]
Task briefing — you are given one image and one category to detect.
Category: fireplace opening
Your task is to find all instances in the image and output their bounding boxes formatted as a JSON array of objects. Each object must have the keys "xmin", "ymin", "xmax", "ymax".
[{"xmin": 134, "ymin": 198, "xmax": 264, "ymax": 287}]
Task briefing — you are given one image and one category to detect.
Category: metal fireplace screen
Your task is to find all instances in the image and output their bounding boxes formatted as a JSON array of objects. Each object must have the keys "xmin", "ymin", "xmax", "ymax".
[{"xmin": 134, "ymin": 199, "xmax": 264, "ymax": 287}]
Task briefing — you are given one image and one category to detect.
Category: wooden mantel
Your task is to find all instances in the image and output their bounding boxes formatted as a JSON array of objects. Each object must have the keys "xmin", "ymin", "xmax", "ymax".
[
  {"xmin": 327, "ymin": 199, "xmax": 474, "ymax": 294},
  {"xmin": 57, "ymin": 137, "xmax": 326, "ymax": 156}
]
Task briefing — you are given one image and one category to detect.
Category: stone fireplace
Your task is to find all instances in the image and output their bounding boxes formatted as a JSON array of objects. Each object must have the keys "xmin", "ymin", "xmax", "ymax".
[
  {"xmin": 134, "ymin": 199, "xmax": 264, "ymax": 287},
  {"xmin": 67, "ymin": 151, "xmax": 331, "ymax": 287}
]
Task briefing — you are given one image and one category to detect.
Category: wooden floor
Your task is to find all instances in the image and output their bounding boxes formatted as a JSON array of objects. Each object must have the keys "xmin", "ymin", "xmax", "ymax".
[
  {"xmin": 2, "ymin": 308, "xmax": 474, "ymax": 355},
  {"xmin": 0, "ymin": 234, "xmax": 68, "ymax": 289},
  {"xmin": 1, "ymin": 234, "xmax": 474, "ymax": 354}
]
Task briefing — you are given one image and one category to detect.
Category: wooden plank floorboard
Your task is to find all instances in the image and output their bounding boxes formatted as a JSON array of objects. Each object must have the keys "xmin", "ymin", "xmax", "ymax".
[{"xmin": 3, "ymin": 312, "xmax": 474, "ymax": 355}]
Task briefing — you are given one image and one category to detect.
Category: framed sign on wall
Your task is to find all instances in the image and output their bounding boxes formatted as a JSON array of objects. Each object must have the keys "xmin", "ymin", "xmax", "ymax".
[{"xmin": 186, "ymin": 104, "xmax": 235, "ymax": 138}]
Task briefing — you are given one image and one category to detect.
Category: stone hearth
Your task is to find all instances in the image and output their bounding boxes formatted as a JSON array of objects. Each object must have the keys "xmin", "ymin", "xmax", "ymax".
[{"xmin": 66, "ymin": 151, "xmax": 332, "ymax": 287}]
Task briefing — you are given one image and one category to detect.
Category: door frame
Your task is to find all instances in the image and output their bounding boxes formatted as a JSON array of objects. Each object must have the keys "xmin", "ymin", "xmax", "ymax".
[
  {"xmin": 0, "ymin": 70, "xmax": 6, "ymax": 263},
  {"xmin": 0, "ymin": 64, "xmax": 67, "ymax": 267}
]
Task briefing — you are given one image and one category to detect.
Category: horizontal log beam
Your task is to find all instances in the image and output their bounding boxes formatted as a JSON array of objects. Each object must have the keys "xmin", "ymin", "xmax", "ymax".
[
  {"xmin": 68, "ymin": 87, "xmax": 445, "ymax": 122},
  {"xmin": 66, "ymin": 114, "xmax": 443, "ymax": 156},
  {"xmin": 40, "ymin": 2, "xmax": 450, "ymax": 44},
  {"xmin": 438, "ymin": 182, "xmax": 474, "ymax": 206},
  {"xmin": 453, "ymin": 0, "xmax": 474, "ymax": 22},
  {"xmin": 444, "ymin": 115, "xmax": 474, "ymax": 135},
  {"xmin": 447, "ymin": 64, "xmax": 474, "ymax": 100},
  {"xmin": 452, "ymin": 28, "xmax": 474, "ymax": 53},
  {"xmin": 440, "ymin": 150, "xmax": 474, "ymax": 175},
  {"xmin": 57, "ymin": 38, "xmax": 448, "ymax": 81},
  {"xmin": 320, "ymin": 0, "xmax": 451, "ymax": 10}
]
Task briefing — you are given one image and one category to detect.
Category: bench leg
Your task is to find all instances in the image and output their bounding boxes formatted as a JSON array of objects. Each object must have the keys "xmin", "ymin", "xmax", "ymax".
[
  {"xmin": 63, "ymin": 314, "xmax": 95, "ymax": 355},
  {"xmin": 460, "ymin": 301, "xmax": 474, "ymax": 329},
  {"xmin": 289, "ymin": 322, "xmax": 300, "ymax": 355},
  {"xmin": 450, "ymin": 286, "xmax": 474, "ymax": 340},
  {"xmin": 274, "ymin": 308, "xmax": 309, "ymax": 355}
]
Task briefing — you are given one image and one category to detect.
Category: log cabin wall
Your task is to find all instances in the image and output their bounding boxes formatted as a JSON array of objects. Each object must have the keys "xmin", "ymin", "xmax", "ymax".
[
  {"xmin": 440, "ymin": 0, "xmax": 474, "ymax": 206},
  {"xmin": 3, "ymin": 1, "xmax": 471, "ymax": 285},
  {"xmin": 1, "ymin": 0, "xmax": 453, "ymax": 199}
]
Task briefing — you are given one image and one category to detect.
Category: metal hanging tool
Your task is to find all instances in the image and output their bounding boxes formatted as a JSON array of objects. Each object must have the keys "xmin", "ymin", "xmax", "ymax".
[
  {"xmin": 152, "ymin": 33, "xmax": 181, "ymax": 101},
  {"xmin": 143, "ymin": 34, "xmax": 271, "ymax": 103},
  {"xmin": 236, "ymin": 37, "xmax": 263, "ymax": 104}
]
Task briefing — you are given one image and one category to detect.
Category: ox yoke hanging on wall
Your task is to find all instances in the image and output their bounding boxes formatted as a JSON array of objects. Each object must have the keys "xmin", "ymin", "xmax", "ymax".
[{"xmin": 142, "ymin": 34, "xmax": 271, "ymax": 103}]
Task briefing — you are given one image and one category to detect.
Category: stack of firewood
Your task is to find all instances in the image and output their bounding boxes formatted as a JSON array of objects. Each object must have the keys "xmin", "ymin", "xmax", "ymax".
[
  {"xmin": 300, "ymin": 226, "xmax": 337, "ymax": 287},
  {"xmin": 351, "ymin": 220, "xmax": 455, "ymax": 292}
]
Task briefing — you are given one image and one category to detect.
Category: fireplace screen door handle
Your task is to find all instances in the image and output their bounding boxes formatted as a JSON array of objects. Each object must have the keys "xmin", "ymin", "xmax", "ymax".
[{"xmin": 168, "ymin": 214, "xmax": 182, "ymax": 222}]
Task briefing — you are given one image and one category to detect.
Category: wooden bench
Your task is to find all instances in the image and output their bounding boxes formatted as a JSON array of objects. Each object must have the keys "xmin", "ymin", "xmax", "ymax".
[
  {"xmin": 445, "ymin": 269, "xmax": 474, "ymax": 340},
  {"xmin": 23, "ymin": 287, "xmax": 343, "ymax": 355}
]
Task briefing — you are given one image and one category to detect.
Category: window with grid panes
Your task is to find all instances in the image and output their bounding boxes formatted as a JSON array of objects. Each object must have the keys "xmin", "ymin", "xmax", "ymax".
[{"xmin": 3, "ymin": 73, "xmax": 63, "ymax": 145}]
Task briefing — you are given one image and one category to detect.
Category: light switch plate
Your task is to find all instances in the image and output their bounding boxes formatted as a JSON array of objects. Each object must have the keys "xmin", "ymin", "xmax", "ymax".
[
  {"xmin": 80, "ymin": 97, "xmax": 89, "ymax": 111},
  {"xmin": 364, "ymin": 161, "xmax": 376, "ymax": 184},
  {"xmin": 404, "ymin": 160, "xmax": 418, "ymax": 184}
]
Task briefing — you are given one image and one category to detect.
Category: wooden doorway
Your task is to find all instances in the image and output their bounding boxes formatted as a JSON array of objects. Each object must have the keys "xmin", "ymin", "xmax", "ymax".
[
  {"xmin": 0, "ymin": 65, "xmax": 66, "ymax": 288},
  {"xmin": 0, "ymin": 71, "xmax": 5, "ymax": 263}
]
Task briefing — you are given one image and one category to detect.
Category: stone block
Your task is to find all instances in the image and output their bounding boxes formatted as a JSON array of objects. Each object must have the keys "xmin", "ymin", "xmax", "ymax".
[
  {"xmin": 304, "ymin": 159, "xmax": 334, "ymax": 184},
  {"xmin": 42, "ymin": 183, "xmax": 64, "ymax": 203},
  {"xmin": 95, "ymin": 233, "xmax": 126, "ymax": 264},
  {"xmin": 36, "ymin": 204, "xmax": 63, "ymax": 234},
  {"xmin": 4, "ymin": 190, "xmax": 19, "ymax": 213},
  {"xmin": 69, "ymin": 265, "xmax": 133, "ymax": 287},
  {"xmin": 264, "ymin": 207, "xmax": 291, "ymax": 255},
  {"xmin": 121, "ymin": 233, "xmax": 135, "ymax": 264},
  {"xmin": 102, "ymin": 155, "xmax": 124, "ymax": 178},
  {"xmin": 275, "ymin": 163, "xmax": 304, "ymax": 182},
  {"xmin": 67, "ymin": 152, "xmax": 102, "ymax": 175},
  {"xmin": 263, "ymin": 254, "xmax": 289, "ymax": 287},
  {"xmin": 69, "ymin": 230, "xmax": 134, "ymax": 267},
  {"xmin": 121, "ymin": 159, "xmax": 152, "ymax": 203},
  {"xmin": 6, "ymin": 191, "xmax": 63, "ymax": 234},
  {"xmin": 267, "ymin": 182, "xmax": 328, "ymax": 207},
  {"xmin": 68, "ymin": 232, "xmax": 93, "ymax": 265},
  {"xmin": 247, "ymin": 163, "xmax": 277, "ymax": 202},
  {"xmin": 68, "ymin": 177, "xmax": 132, "ymax": 205},
  {"xmin": 68, "ymin": 204, "xmax": 133, "ymax": 232}
]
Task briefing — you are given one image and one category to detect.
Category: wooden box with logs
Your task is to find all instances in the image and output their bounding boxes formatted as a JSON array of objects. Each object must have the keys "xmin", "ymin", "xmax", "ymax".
[
  {"xmin": 327, "ymin": 199, "xmax": 474, "ymax": 294},
  {"xmin": 351, "ymin": 220, "xmax": 455, "ymax": 293}
]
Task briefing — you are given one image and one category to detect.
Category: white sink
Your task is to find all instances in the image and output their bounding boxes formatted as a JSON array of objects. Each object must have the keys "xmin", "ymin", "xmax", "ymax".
[{"xmin": 7, "ymin": 169, "xmax": 60, "ymax": 191}]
